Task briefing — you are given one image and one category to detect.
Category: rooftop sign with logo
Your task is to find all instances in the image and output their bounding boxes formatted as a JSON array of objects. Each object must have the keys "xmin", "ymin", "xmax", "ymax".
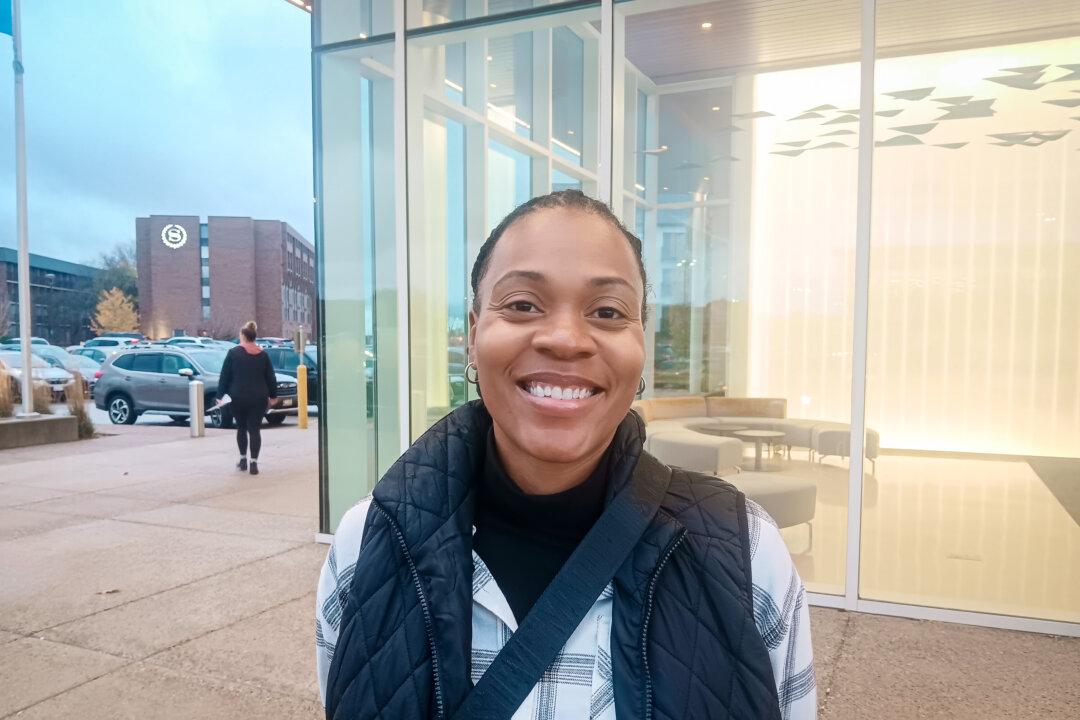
[{"xmin": 161, "ymin": 224, "xmax": 187, "ymax": 250}]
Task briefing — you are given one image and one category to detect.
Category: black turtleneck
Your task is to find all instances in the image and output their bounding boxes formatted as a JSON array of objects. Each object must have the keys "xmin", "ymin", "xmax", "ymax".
[{"xmin": 472, "ymin": 429, "xmax": 610, "ymax": 624}]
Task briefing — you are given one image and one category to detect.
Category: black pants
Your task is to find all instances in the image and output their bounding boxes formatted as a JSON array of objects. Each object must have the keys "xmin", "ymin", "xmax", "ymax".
[{"xmin": 232, "ymin": 400, "xmax": 265, "ymax": 459}]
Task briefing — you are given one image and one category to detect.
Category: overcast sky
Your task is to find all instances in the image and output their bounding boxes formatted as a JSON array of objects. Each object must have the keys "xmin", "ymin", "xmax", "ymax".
[{"xmin": 0, "ymin": 0, "xmax": 312, "ymax": 265}]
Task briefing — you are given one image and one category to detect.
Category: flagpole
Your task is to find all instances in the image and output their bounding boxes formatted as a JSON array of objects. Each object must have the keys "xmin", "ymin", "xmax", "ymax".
[{"xmin": 11, "ymin": 0, "xmax": 33, "ymax": 415}]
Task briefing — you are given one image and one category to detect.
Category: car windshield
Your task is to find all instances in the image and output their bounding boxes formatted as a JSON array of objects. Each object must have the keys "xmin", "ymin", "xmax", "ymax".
[
  {"xmin": 76, "ymin": 356, "xmax": 100, "ymax": 369},
  {"xmin": 187, "ymin": 350, "xmax": 226, "ymax": 374},
  {"xmin": 0, "ymin": 352, "xmax": 49, "ymax": 369}
]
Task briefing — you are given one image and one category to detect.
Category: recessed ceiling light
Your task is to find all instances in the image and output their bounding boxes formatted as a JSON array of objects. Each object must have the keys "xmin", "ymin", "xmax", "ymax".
[
  {"xmin": 358, "ymin": 33, "xmax": 367, "ymax": 39},
  {"xmin": 486, "ymin": 55, "xmax": 493, "ymax": 61},
  {"xmin": 711, "ymin": 106, "xmax": 720, "ymax": 111},
  {"xmin": 701, "ymin": 21, "xmax": 713, "ymax": 29},
  {"xmin": 660, "ymin": 144, "xmax": 668, "ymax": 150},
  {"xmin": 703, "ymin": 176, "xmax": 710, "ymax": 181},
  {"xmin": 489, "ymin": 83, "xmax": 497, "ymax": 88},
  {"xmin": 567, "ymin": 129, "xmax": 575, "ymax": 135},
  {"xmin": 662, "ymin": 186, "xmax": 668, "ymax": 191}
]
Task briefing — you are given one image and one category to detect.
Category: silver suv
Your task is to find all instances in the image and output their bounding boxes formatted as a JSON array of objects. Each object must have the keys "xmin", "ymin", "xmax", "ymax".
[{"xmin": 94, "ymin": 347, "xmax": 298, "ymax": 427}]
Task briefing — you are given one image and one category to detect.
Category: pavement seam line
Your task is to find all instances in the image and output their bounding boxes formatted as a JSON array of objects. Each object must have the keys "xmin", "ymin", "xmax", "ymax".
[
  {"xmin": 106, "ymin": 515, "xmax": 313, "ymax": 543},
  {"xmin": 0, "ymin": 653, "xmax": 140, "ymax": 719},
  {"xmin": 141, "ymin": 589, "xmax": 316, "ymax": 662},
  {"xmin": 135, "ymin": 591, "xmax": 323, "ymax": 704},
  {"xmin": 26, "ymin": 544, "xmax": 308, "ymax": 637},
  {"xmin": 816, "ymin": 610, "xmax": 855, "ymax": 717}
]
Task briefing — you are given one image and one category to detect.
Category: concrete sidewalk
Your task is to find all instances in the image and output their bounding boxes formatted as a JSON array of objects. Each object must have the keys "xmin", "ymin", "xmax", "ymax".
[{"xmin": 1, "ymin": 422, "xmax": 1077, "ymax": 719}]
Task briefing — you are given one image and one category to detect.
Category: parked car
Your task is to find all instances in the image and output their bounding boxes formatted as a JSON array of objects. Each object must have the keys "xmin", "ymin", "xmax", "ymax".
[
  {"xmin": 31, "ymin": 344, "xmax": 79, "ymax": 369},
  {"xmin": 0, "ymin": 335, "xmax": 48, "ymax": 346},
  {"xmin": 265, "ymin": 344, "xmax": 319, "ymax": 405},
  {"xmin": 69, "ymin": 346, "xmax": 115, "ymax": 363},
  {"xmin": 100, "ymin": 331, "xmax": 145, "ymax": 341},
  {"xmin": 94, "ymin": 348, "xmax": 299, "ymax": 427},
  {"xmin": 255, "ymin": 337, "xmax": 286, "ymax": 348},
  {"xmin": 156, "ymin": 336, "xmax": 222, "ymax": 348},
  {"xmin": 0, "ymin": 350, "xmax": 76, "ymax": 400},
  {"xmin": 84, "ymin": 336, "xmax": 140, "ymax": 349},
  {"xmin": 68, "ymin": 355, "xmax": 102, "ymax": 398}
]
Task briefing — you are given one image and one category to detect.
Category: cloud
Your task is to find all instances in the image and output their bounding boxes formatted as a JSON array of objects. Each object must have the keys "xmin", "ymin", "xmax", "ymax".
[{"xmin": 0, "ymin": 0, "xmax": 312, "ymax": 264}]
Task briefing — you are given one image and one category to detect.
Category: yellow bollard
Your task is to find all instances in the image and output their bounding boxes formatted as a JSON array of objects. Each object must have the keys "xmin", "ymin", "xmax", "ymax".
[{"xmin": 297, "ymin": 364, "xmax": 309, "ymax": 429}]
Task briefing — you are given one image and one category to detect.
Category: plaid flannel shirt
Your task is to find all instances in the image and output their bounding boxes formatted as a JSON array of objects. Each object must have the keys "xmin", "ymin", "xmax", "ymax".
[{"xmin": 317, "ymin": 497, "xmax": 816, "ymax": 719}]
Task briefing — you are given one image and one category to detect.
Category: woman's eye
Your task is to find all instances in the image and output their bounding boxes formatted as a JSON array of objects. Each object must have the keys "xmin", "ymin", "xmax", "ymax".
[
  {"xmin": 593, "ymin": 306, "xmax": 625, "ymax": 320},
  {"xmin": 507, "ymin": 301, "xmax": 537, "ymax": 313}
]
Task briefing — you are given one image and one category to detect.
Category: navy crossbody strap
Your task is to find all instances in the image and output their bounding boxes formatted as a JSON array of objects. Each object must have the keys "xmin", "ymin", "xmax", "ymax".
[{"xmin": 452, "ymin": 453, "xmax": 672, "ymax": 720}]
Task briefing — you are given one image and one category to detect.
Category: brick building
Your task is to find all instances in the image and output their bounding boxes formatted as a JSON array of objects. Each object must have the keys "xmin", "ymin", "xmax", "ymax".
[
  {"xmin": 1, "ymin": 247, "xmax": 99, "ymax": 346},
  {"xmin": 135, "ymin": 215, "xmax": 316, "ymax": 340}
]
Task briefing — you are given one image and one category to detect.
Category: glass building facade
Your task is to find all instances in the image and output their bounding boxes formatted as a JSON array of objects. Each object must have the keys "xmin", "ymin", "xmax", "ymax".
[{"xmin": 312, "ymin": 0, "xmax": 1080, "ymax": 633}]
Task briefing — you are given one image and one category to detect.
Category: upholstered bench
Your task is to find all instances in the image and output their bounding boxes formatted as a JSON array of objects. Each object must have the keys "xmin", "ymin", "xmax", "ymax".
[
  {"xmin": 723, "ymin": 471, "xmax": 817, "ymax": 551},
  {"xmin": 647, "ymin": 430, "xmax": 744, "ymax": 477},
  {"xmin": 813, "ymin": 426, "xmax": 880, "ymax": 473}
]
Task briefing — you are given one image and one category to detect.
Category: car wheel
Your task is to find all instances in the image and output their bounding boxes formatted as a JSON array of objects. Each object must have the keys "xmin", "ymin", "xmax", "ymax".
[
  {"xmin": 107, "ymin": 394, "xmax": 137, "ymax": 425},
  {"xmin": 265, "ymin": 414, "xmax": 287, "ymax": 426},
  {"xmin": 209, "ymin": 407, "xmax": 233, "ymax": 429}
]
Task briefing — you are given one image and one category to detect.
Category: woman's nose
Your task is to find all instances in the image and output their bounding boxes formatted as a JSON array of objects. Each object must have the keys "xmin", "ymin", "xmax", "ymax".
[{"xmin": 532, "ymin": 311, "xmax": 596, "ymax": 359}]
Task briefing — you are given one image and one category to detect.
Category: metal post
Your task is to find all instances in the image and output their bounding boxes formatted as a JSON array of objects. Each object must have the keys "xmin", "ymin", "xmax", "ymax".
[
  {"xmin": 12, "ymin": 0, "xmax": 34, "ymax": 416},
  {"xmin": 297, "ymin": 364, "xmax": 309, "ymax": 429},
  {"xmin": 189, "ymin": 379, "xmax": 205, "ymax": 438},
  {"xmin": 294, "ymin": 325, "xmax": 308, "ymax": 429}
]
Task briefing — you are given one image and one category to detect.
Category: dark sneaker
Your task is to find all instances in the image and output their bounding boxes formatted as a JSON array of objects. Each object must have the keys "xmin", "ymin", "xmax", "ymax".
[
  {"xmin": 238, "ymin": 458, "xmax": 248, "ymax": 472},
  {"xmin": 249, "ymin": 461, "xmax": 259, "ymax": 476}
]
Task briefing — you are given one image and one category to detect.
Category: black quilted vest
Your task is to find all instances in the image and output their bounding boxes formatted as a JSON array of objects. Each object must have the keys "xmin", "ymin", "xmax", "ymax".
[{"xmin": 325, "ymin": 402, "xmax": 781, "ymax": 720}]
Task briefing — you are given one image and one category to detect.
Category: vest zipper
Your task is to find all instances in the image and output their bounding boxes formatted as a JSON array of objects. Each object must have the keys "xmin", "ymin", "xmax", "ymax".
[
  {"xmin": 640, "ymin": 528, "xmax": 687, "ymax": 720},
  {"xmin": 372, "ymin": 502, "xmax": 447, "ymax": 720}
]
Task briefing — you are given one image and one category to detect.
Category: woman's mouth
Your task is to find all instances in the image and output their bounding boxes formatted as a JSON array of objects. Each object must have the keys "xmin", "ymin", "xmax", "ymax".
[
  {"xmin": 519, "ymin": 381, "xmax": 598, "ymax": 400},
  {"xmin": 511, "ymin": 379, "xmax": 600, "ymax": 408}
]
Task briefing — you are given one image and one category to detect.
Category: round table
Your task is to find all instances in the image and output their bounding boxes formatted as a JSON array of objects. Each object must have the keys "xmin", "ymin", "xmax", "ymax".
[
  {"xmin": 733, "ymin": 429, "xmax": 786, "ymax": 471},
  {"xmin": 689, "ymin": 421, "xmax": 749, "ymax": 437}
]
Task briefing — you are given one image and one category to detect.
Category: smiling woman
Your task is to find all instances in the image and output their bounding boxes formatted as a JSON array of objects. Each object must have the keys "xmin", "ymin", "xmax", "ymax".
[{"xmin": 316, "ymin": 190, "xmax": 815, "ymax": 720}]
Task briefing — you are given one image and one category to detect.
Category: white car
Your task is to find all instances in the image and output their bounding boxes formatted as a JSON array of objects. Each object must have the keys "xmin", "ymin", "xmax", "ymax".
[
  {"xmin": 0, "ymin": 351, "xmax": 76, "ymax": 400},
  {"xmin": 157, "ymin": 336, "xmax": 221, "ymax": 348}
]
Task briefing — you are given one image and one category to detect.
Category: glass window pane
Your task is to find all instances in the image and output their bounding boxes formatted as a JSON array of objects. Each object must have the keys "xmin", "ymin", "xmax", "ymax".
[
  {"xmin": 317, "ymin": 0, "xmax": 394, "ymax": 46},
  {"xmin": 410, "ymin": 0, "xmax": 594, "ymax": 29},
  {"xmin": 316, "ymin": 41, "xmax": 401, "ymax": 532},
  {"xmin": 618, "ymin": 0, "xmax": 862, "ymax": 596},
  {"xmin": 407, "ymin": 3, "xmax": 601, "ymax": 439},
  {"xmin": 131, "ymin": 353, "xmax": 161, "ymax": 374},
  {"xmin": 864, "ymin": 3, "xmax": 1080, "ymax": 621}
]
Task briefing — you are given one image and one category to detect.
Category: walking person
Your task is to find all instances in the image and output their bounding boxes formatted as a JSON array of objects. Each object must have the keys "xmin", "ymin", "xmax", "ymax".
[
  {"xmin": 217, "ymin": 321, "xmax": 278, "ymax": 475},
  {"xmin": 316, "ymin": 190, "xmax": 814, "ymax": 719}
]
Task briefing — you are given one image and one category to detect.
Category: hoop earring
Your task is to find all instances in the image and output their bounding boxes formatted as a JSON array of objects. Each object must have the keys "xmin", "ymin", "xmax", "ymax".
[
  {"xmin": 465, "ymin": 361, "xmax": 479, "ymax": 385},
  {"xmin": 637, "ymin": 376, "xmax": 646, "ymax": 396}
]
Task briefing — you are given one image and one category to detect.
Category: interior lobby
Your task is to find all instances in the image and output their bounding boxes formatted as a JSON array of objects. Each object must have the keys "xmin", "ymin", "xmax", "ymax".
[{"xmin": 313, "ymin": 0, "xmax": 1079, "ymax": 633}]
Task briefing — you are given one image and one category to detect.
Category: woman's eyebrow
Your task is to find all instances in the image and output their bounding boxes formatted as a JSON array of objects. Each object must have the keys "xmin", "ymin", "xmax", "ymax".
[
  {"xmin": 489, "ymin": 271, "xmax": 634, "ymax": 293},
  {"xmin": 588, "ymin": 276, "xmax": 635, "ymax": 290},
  {"xmin": 490, "ymin": 270, "xmax": 546, "ymax": 294}
]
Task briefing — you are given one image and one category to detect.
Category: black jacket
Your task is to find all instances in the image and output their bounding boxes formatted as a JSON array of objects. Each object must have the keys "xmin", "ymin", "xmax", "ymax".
[
  {"xmin": 217, "ymin": 345, "xmax": 277, "ymax": 404},
  {"xmin": 325, "ymin": 401, "xmax": 781, "ymax": 720}
]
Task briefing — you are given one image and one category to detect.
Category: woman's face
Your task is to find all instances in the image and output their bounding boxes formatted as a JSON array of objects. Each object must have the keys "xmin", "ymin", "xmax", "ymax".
[{"xmin": 469, "ymin": 207, "xmax": 646, "ymax": 473}]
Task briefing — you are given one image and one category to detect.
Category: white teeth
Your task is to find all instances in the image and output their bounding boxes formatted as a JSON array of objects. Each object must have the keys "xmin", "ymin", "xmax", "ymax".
[{"xmin": 525, "ymin": 382, "xmax": 596, "ymax": 400}]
